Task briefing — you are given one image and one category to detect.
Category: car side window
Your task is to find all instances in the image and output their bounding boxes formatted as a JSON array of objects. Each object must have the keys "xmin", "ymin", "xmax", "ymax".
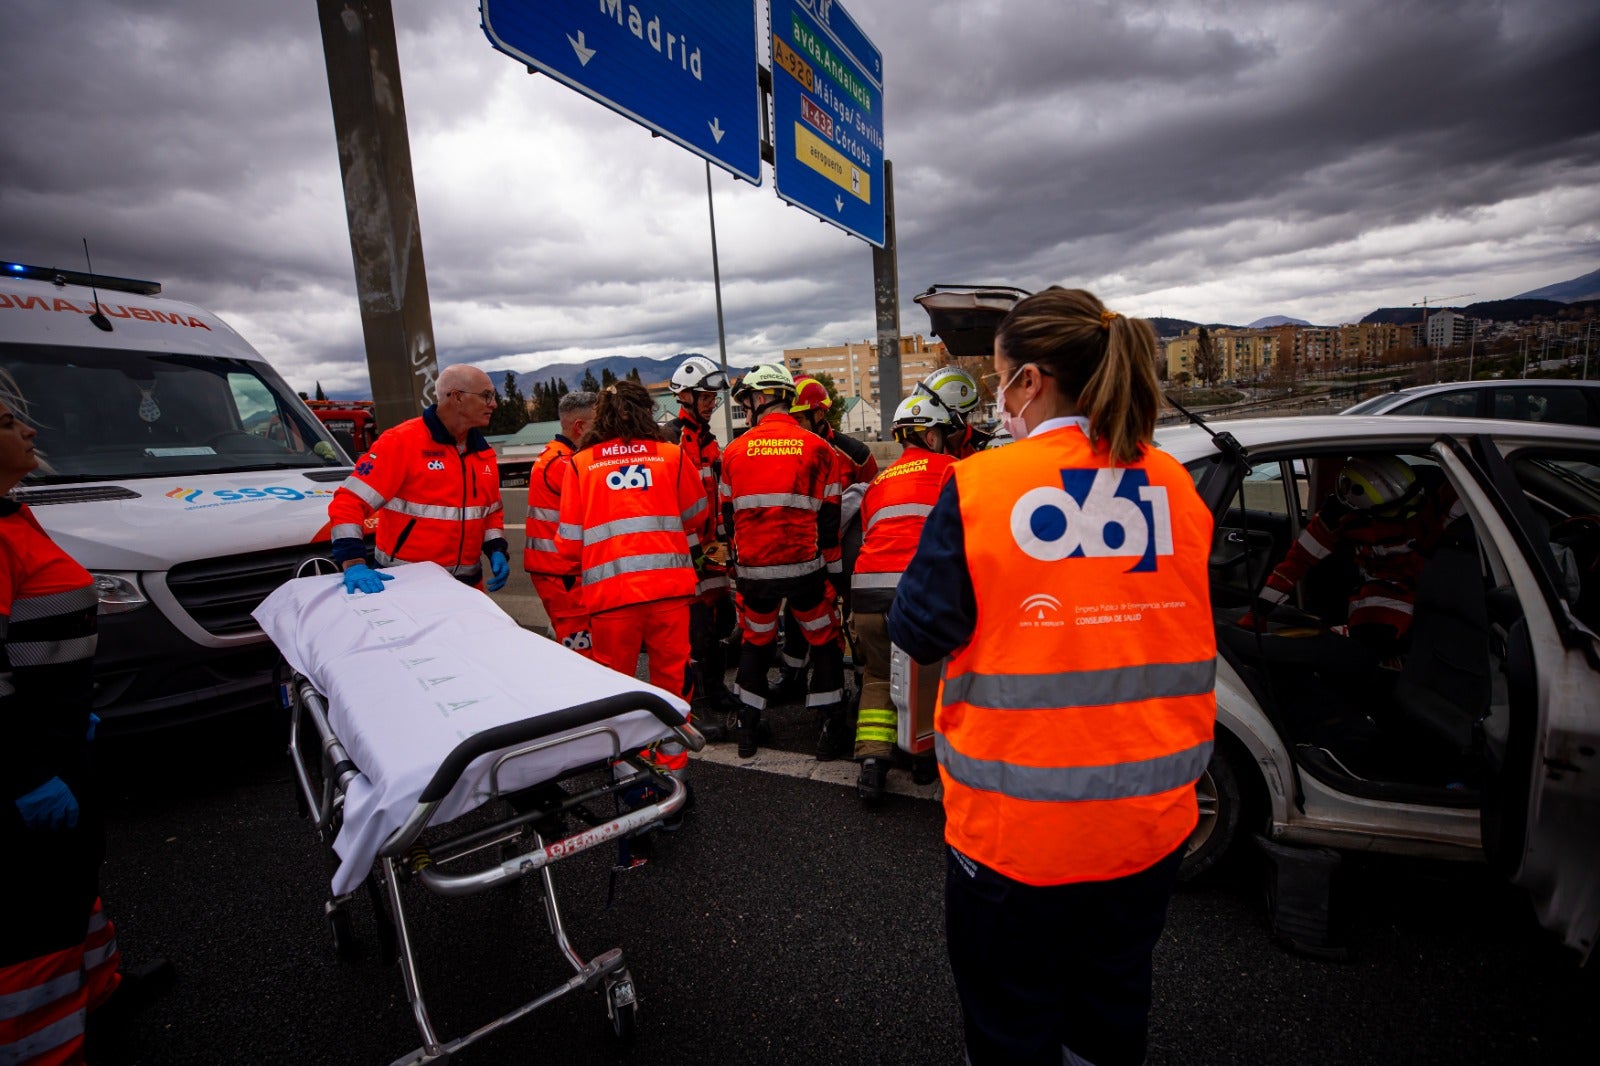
[
  {"xmin": 1497, "ymin": 387, "xmax": 1596, "ymax": 427},
  {"xmin": 1400, "ymin": 392, "xmax": 1477, "ymax": 417}
]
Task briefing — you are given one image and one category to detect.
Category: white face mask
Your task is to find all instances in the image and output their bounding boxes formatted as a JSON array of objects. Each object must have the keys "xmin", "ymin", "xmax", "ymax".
[{"xmin": 996, "ymin": 364, "xmax": 1033, "ymax": 441}]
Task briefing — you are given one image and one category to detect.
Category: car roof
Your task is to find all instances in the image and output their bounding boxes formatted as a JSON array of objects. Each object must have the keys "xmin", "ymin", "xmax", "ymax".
[
  {"xmin": 1341, "ymin": 378, "xmax": 1600, "ymax": 415},
  {"xmin": 1151, "ymin": 414, "xmax": 1600, "ymax": 464}
]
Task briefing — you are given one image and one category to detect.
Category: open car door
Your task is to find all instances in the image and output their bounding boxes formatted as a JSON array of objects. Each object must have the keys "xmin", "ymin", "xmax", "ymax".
[{"xmin": 1435, "ymin": 438, "xmax": 1600, "ymax": 963}]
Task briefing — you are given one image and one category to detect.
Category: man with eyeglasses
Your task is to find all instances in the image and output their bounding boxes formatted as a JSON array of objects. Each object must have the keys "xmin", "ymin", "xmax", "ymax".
[{"xmin": 327, "ymin": 364, "xmax": 510, "ymax": 594}]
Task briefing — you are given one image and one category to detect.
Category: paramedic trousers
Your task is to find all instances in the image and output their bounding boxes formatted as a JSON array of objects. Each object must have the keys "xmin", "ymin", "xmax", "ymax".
[
  {"xmin": 589, "ymin": 600, "xmax": 692, "ymax": 774},
  {"xmin": 530, "ymin": 574, "xmax": 593, "ymax": 658},
  {"xmin": 945, "ymin": 843, "xmax": 1184, "ymax": 1066}
]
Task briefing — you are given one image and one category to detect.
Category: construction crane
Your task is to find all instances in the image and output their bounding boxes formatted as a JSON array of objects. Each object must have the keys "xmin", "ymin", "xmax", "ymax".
[{"xmin": 1412, "ymin": 291, "xmax": 1476, "ymax": 322}]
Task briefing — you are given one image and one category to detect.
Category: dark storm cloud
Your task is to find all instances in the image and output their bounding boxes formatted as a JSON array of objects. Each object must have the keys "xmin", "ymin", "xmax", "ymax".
[{"xmin": 2, "ymin": 0, "xmax": 1595, "ymax": 389}]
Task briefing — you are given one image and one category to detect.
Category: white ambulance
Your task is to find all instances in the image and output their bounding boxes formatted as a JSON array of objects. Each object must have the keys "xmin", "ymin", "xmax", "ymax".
[{"xmin": 2, "ymin": 261, "xmax": 359, "ymax": 731}]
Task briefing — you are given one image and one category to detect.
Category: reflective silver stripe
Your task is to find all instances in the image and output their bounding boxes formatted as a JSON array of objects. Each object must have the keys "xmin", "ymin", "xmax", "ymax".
[
  {"xmin": 1258, "ymin": 586, "xmax": 1288, "ymax": 605},
  {"xmin": 4, "ymin": 1007, "xmax": 86, "ymax": 1061},
  {"xmin": 585, "ymin": 515, "xmax": 683, "ymax": 545},
  {"xmin": 372, "ymin": 552, "xmax": 480, "ymax": 577},
  {"xmin": 1297, "ymin": 529, "xmax": 1332, "ymax": 560},
  {"xmin": 825, "ymin": 559, "xmax": 842, "ymax": 574},
  {"xmin": 697, "ymin": 574, "xmax": 730, "ymax": 594},
  {"xmin": 0, "ymin": 971, "xmax": 81, "ymax": 1021},
  {"xmin": 330, "ymin": 523, "xmax": 364, "ymax": 541},
  {"xmin": 732, "ymin": 493, "xmax": 821, "ymax": 512},
  {"xmin": 937, "ymin": 734, "xmax": 1214, "ymax": 802},
  {"xmin": 805, "ymin": 688, "xmax": 844, "ymax": 706},
  {"xmin": 733, "ymin": 684, "xmax": 766, "ymax": 710},
  {"xmin": 83, "ymin": 938, "xmax": 116, "ymax": 970},
  {"xmin": 583, "ymin": 553, "xmax": 693, "ymax": 585},
  {"xmin": 557, "ymin": 522, "xmax": 583, "ymax": 540},
  {"xmin": 486, "ymin": 500, "xmax": 503, "ymax": 515},
  {"xmin": 482, "ymin": 526, "xmax": 503, "ymax": 544},
  {"xmin": 824, "ymin": 481, "xmax": 841, "ymax": 497},
  {"xmin": 941, "ymin": 658, "xmax": 1217, "ymax": 710},
  {"xmin": 736, "ymin": 557, "xmax": 824, "ymax": 580},
  {"xmin": 683, "ymin": 497, "xmax": 708, "ymax": 522},
  {"xmin": 10, "ymin": 586, "xmax": 99, "ymax": 622},
  {"xmin": 5, "ymin": 635, "xmax": 98, "ymax": 668},
  {"xmin": 685, "ymin": 530, "xmax": 702, "ymax": 548},
  {"xmin": 382, "ymin": 498, "xmax": 498, "ymax": 522},
  {"xmin": 744, "ymin": 617, "xmax": 779, "ymax": 634},
  {"xmin": 340, "ymin": 476, "xmax": 385, "ymax": 509},
  {"xmin": 1349, "ymin": 595, "xmax": 1414, "ymax": 615},
  {"xmin": 528, "ymin": 506, "xmax": 561, "ymax": 522},
  {"xmin": 852, "ymin": 571, "xmax": 901, "ymax": 591},
  {"xmin": 527, "ymin": 538, "xmax": 559, "ymax": 554},
  {"xmin": 797, "ymin": 612, "xmax": 835, "ymax": 632},
  {"xmin": 865, "ymin": 502, "xmax": 933, "ymax": 533},
  {"xmin": 780, "ymin": 650, "xmax": 808, "ymax": 668},
  {"xmin": 86, "ymin": 909, "xmax": 108, "ymax": 934}
]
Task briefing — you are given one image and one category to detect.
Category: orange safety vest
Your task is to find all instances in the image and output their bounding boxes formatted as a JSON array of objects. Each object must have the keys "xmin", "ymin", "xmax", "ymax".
[
  {"xmin": 328, "ymin": 410, "xmax": 504, "ymax": 581},
  {"xmin": 938, "ymin": 424, "xmax": 1217, "ymax": 885},
  {"xmin": 718, "ymin": 411, "xmax": 840, "ymax": 581},
  {"xmin": 523, "ymin": 435, "xmax": 578, "ymax": 577},
  {"xmin": 666, "ymin": 407, "xmax": 728, "ymax": 597},
  {"xmin": 556, "ymin": 437, "xmax": 703, "ymax": 615},
  {"xmin": 851, "ymin": 445, "xmax": 955, "ymax": 612}
]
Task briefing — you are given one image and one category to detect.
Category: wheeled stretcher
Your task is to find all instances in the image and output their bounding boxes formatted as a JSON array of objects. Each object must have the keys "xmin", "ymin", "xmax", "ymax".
[{"xmin": 254, "ymin": 564, "xmax": 703, "ymax": 1064}]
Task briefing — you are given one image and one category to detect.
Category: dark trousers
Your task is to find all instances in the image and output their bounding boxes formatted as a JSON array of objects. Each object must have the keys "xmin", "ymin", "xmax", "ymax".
[
  {"xmin": 945, "ymin": 843, "xmax": 1183, "ymax": 1066},
  {"xmin": 688, "ymin": 596, "xmax": 735, "ymax": 703}
]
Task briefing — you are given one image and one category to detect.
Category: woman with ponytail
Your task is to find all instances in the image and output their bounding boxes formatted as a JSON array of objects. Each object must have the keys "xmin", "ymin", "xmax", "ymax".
[{"xmin": 888, "ymin": 287, "xmax": 1217, "ymax": 1066}]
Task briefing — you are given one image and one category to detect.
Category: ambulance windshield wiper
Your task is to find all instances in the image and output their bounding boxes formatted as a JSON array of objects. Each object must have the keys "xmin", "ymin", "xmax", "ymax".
[{"xmin": 1163, "ymin": 393, "xmax": 1248, "ymax": 465}]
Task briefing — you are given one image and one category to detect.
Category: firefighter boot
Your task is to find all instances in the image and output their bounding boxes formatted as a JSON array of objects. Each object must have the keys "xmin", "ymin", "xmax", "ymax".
[
  {"xmin": 815, "ymin": 709, "xmax": 849, "ymax": 762},
  {"xmin": 737, "ymin": 707, "xmax": 761, "ymax": 759},
  {"xmin": 857, "ymin": 758, "xmax": 889, "ymax": 805}
]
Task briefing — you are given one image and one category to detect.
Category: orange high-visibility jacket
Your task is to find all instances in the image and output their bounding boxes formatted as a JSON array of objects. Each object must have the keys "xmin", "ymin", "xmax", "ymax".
[
  {"xmin": 718, "ymin": 411, "xmax": 840, "ymax": 584},
  {"xmin": 328, "ymin": 408, "xmax": 506, "ymax": 583},
  {"xmin": 524, "ymin": 435, "xmax": 579, "ymax": 577},
  {"xmin": 556, "ymin": 437, "xmax": 702, "ymax": 615},
  {"xmin": 938, "ymin": 424, "xmax": 1217, "ymax": 885},
  {"xmin": 850, "ymin": 445, "xmax": 955, "ymax": 613},
  {"xmin": 666, "ymin": 407, "xmax": 728, "ymax": 597}
]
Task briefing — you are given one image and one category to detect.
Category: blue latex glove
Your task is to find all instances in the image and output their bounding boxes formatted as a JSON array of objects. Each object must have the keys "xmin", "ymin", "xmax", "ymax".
[
  {"xmin": 87, "ymin": 713, "xmax": 100, "ymax": 742},
  {"xmin": 486, "ymin": 551, "xmax": 510, "ymax": 593},
  {"xmin": 16, "ymin": 776, "xmax": 79, "ymax": 831},
  {"xmin": 342, "ymin": 563, "xmax": 393, "ymax": 595}
]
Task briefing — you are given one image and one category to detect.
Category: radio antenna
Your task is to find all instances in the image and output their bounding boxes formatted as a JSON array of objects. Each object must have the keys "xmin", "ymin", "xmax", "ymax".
[{"xmin": 81, "ymin": 238, "xmax": 113, "ymax": 331}]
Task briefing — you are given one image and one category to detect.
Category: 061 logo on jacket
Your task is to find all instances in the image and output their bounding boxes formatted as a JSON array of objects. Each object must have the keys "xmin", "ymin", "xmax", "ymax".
[
  {"xmin": 1010, "ymin": 467, "xmax": 1173, "ymax": 572},
  {"xmin": 605, "ymin": 464, "xmax": 655, "ymax": 490}
]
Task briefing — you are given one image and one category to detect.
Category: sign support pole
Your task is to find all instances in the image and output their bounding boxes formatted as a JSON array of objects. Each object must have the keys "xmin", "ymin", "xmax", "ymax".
[
  {"xmin": 316, "ymin": 0, "xmax": 437, "ymax": 434},
  {"xmin": 872, "ymin": 159, "xmax": 901, "ymax": 439},
  {"xmin": 705, "ymin": 160, "xmax": 735, "ymax": 441}
]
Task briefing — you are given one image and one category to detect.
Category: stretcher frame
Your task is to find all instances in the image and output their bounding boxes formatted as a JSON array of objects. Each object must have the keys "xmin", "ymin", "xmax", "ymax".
[{"xmin": 286, "ymin": 671, "xmax": 704, "ymax": 1065}]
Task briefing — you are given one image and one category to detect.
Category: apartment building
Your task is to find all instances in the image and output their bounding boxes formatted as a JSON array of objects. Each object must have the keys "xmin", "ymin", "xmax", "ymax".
[
  {"xmin": 783, "ymin": 333, "xmax": 946, "ymax": 407},
  {"xmin": 1164, "ymin": 327, "xmax": 1276, "ymax": 381}
]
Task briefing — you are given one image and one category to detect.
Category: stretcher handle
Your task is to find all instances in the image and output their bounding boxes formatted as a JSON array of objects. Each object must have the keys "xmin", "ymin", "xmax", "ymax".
[{"xmin": 418, "ymin": 691, "xmax": 689, "ymax": 804}]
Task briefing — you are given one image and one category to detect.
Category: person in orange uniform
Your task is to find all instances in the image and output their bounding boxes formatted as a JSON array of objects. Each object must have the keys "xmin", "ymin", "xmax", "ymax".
[
  {"xmin": 1, "ymin": 371, "xmax": 167, "ymax": 1064},
  {"xmin": 888, "ymin": 289, "xmax": 1216, "ymax": 1066},
  {"xmin": 850, "ymin": 395, "xmax": 958, "ymax": 804},
  {"xmin": 777, "ymin": 377, "xmax": 880, "ymax": 695},
  {"xmin": 523, "ymin": 391, "xmax": 597, "ymax": 655},
  {"xmin": 718, "ymin": 364, "xmax": 846, "ymax": 760},
  {"xmin": 556, "ymin": 380, "xmax": 704, "ymax": 786},
  {"xmin": 327, "ymin": 364, "xmax": 509, "ymax": 594},
  {"xmin": 664, "ymin": 356, "xmax": 738, "ymax": 731}
]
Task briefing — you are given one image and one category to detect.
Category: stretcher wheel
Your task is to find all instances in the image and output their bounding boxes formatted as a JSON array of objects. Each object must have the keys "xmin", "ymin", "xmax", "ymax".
[
  {"xmin": 327, "ymin": 904, "xmax": 357, "ymax": 960},
  {"xmin": 605, "ymin": 970, "xmax": 638, "ymax": 1044}
]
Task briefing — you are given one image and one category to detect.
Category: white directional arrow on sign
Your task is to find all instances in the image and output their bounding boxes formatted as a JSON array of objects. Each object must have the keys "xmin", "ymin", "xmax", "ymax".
[
  {"xmin": 566, "ymin": 30, "xmax": 595, "ymax": 66},
  {"xmin": 835, "ymin": 194, "xmax": 844, "ymax": 212},
  {"xmin": 709, "ymin": 117, "xmax": 724, "ymax": 143}
]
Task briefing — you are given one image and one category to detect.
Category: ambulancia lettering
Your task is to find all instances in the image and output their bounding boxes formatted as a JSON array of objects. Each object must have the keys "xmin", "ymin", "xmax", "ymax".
[{"xmin": 1010, "ymin": 468, "xmax": 1174, "ymax": 573}]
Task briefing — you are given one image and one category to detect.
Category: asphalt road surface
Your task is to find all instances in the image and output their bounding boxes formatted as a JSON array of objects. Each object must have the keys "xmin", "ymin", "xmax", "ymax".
[{"xmin": 85, "ymin": 489, "xmax": 1591, "ymax": 1064}]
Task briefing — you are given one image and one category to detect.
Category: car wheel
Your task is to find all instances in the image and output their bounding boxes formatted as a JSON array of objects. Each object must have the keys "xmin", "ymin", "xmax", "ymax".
[{"xmin": 1179, "ymin": 737, "xmax": 1249, "ymax": 883}]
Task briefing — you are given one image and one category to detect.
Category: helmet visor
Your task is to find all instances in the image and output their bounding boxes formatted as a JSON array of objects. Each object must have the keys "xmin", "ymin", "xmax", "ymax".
[{"xmin": 698, "ymin": 369, "xmax": 729, "ymax": 391}]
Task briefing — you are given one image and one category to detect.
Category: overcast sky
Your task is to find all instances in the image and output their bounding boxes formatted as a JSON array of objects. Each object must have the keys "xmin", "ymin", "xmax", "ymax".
[{"xmin": 2, "ymin": 0, "xmax": 1597, "ymax": 395}]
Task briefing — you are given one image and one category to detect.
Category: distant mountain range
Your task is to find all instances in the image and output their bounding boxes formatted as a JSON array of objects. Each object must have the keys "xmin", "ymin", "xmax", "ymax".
[
  {"xmin": 1248, "ymin": 315, "xmax": 1311, "ymax": 328},
  {"xmin": 487, "ymin": 352, "xmax": 756, "ymax": 393},
  {"xmin": 1514, "ymin": 267, "xmax": 1600, "ymax": 303}
]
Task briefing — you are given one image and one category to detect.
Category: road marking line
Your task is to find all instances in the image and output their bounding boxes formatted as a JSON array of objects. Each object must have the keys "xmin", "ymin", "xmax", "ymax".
[{"xmin": 691, "ymin": 742, "xmax": 942, "ymax": 802}]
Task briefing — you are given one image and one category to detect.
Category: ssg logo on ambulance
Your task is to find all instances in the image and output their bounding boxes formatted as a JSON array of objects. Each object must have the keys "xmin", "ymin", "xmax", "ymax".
[{"xmin": 1011, "ymin": 468, "xmax": 1173, "ymax": 573}]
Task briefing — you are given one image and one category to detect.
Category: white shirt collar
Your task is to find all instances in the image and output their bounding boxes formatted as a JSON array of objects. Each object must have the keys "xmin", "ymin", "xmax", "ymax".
[{"xmin": 1028, "ymin": 415, "xmax": 1091, "ymax": 437}]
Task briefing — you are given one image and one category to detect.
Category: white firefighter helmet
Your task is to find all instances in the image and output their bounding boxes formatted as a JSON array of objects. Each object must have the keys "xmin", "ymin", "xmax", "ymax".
[
  {"xmin": 668, "ymin": 354, "xmax": 728, "ymax": 395},
  {"xmin": 914, "ymin": 365, "xmax": 982, "ymax": 420}
]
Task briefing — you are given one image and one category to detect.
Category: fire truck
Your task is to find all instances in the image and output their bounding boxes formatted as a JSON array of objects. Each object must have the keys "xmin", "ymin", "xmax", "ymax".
[{"xmin": 305, "ymin": 399, "xmax": 380, "ymax": 459}]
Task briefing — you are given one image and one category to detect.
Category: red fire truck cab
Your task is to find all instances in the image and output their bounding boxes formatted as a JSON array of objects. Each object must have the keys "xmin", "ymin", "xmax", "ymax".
[{"xmin": 306, "ymin": 400, "xmax": 380, "ymax": 458}]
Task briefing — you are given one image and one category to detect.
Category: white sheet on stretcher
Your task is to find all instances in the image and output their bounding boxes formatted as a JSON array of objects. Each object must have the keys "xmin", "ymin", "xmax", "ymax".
[{"xmin": 253, "ymin": 563, "xmax": 688, "ymax": 897}]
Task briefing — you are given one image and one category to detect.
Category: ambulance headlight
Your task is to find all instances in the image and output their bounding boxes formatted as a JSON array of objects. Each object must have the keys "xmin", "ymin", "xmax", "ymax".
[{"xmin": 91, "ymin": 572, "xmax": 148, "ymax": 614}]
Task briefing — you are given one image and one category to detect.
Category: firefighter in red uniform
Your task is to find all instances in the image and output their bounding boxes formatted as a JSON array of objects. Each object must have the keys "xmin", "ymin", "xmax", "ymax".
[
  {"xmin": 524, "ymin": 390, "xmax": 597, "ymax": 656},
  {"xmin": 776, "ymin": 377, "xmax": 879, "ymax": 695},
  {"xmin": 719, "ymin": 365, "xmax": 847, "ymax": 760},
  {"xmin": 557, "ymin": 380, "xmax": 705, "ymax": 791},
  {"xmin": 328, "ymin": 364, "xmax": 509, "ymax": 594},
  {"xmin": 851, "ymin": 395, "xmax": 958, "ymax": 803},
  {"xmin": 890, "ymin": 289, "xmax": 1216, "ymax": 1066},
  {"xmin": 664, "ymin": 356, "xmax": 739, "ymax": 733},
  {"xmin": 1, "ymin": 373, "xmax": 168, "ymax": 1064}
]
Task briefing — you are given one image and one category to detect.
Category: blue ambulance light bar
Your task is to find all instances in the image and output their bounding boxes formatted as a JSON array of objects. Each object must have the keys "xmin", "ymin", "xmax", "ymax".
[{"xmin": 3, "ymin": 261, "xmax": 162, "ymax": 297}]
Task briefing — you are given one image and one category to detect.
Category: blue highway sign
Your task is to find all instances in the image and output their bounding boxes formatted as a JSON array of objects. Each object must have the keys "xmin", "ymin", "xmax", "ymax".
[
  {"xmin": 481, "ymin": 0, "xmax": 763, "ymax": 184},
  {"xmin": 770, "ymin": 0, "xmax": 885, "ymax": 246}
]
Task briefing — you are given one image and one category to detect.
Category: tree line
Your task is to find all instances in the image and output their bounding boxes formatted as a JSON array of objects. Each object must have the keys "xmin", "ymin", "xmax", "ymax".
[{"xmin": 487, "ymin": 366, "xmax": 642, "ymax": 435}]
